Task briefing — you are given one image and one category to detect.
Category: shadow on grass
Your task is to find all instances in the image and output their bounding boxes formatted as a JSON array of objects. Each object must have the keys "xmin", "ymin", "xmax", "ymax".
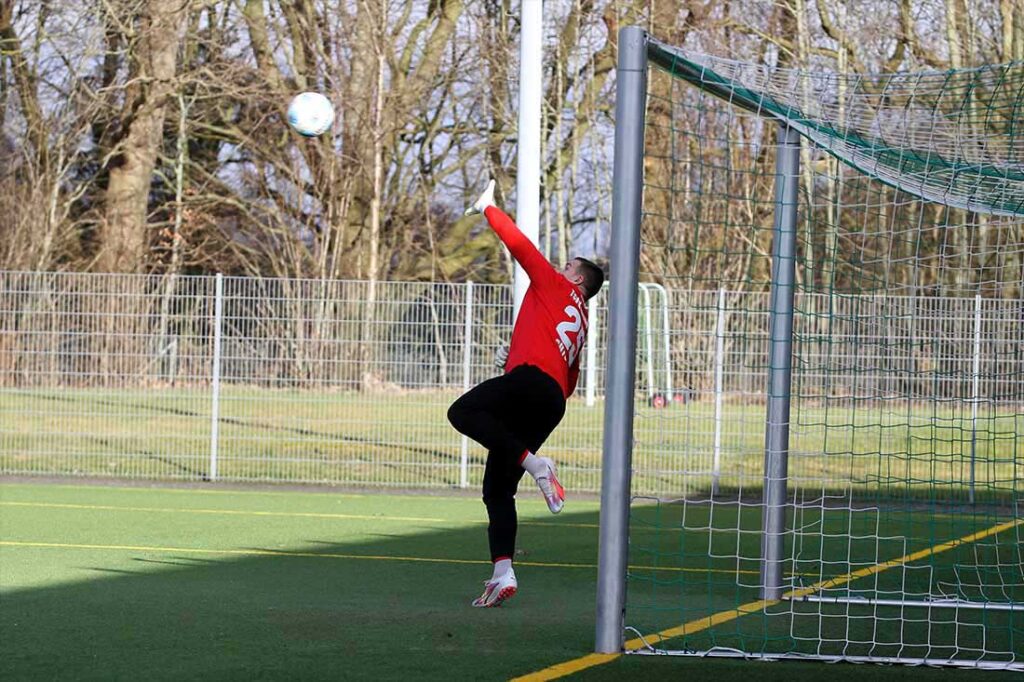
[
  {"xmin": 1, "ymin": 503, "xmax": 603, "ymax": 681},
  {"xmin": 1, "ymin": 488, "xmax": 1019, "ymax": 681}
]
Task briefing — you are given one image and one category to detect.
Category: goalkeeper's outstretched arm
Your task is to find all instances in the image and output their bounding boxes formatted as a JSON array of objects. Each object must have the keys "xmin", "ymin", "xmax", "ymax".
[
  {"xmin": 465, "ymin": 180, "xmax": 559, "ymax": 289},
  {"xmin": 483, "ymin": 206, "xmax": 560, "ymax": 289}
]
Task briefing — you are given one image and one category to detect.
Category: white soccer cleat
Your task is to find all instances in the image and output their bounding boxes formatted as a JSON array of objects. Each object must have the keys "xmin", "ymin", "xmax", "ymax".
[
  {"xmin": 471, "ymin": 567, "xmax": 517, "ymax": 608},
  {"xmin": 464, "ymin": 179, "xmax": 496, "ymax": 216},
  {"xmin": 535, "ymin": 457, "xmax": 565, "ymax": 514}
]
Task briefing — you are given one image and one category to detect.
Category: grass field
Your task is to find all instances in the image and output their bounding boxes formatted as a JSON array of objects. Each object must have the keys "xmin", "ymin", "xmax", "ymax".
[
  {"xmin": 2, "ymin": 386, "xmax": 1020, "ymax": 501},
  {"xmin": 1, "ymin": 480, "xmax": 1020, "ymax": 680}
]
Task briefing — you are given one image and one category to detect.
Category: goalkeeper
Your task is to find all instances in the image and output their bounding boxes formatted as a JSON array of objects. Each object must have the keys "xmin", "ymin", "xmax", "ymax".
[{"xmin": 447, "ymin": 180, "xmax": 604, "ymax": 608}]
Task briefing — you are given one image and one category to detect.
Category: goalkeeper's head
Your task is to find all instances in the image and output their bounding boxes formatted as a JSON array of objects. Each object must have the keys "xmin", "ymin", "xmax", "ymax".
[{"xmin": 562, "ymin": 257, "xmax": 605, "ymax": 300}]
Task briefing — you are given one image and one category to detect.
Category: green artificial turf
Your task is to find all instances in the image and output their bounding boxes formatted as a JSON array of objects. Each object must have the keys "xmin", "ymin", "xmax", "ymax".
[{"xmin": 2, "ymin": 481, "xmax": 1019, "ymax": 680}]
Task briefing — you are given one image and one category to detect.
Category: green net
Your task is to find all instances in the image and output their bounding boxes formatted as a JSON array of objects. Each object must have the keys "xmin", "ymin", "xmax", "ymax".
[
  {"xmin": 648, "ymin": 42, "xmax": 1024, "ymax": 218},
  {"xmin": 624, "ymin": 37, "xmax": 1023, "ymax": 670}
]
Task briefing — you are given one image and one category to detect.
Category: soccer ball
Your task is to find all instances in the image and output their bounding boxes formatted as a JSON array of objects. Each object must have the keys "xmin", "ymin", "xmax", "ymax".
[{"xmin": 286, "ymin": 92, "xmax": 335, "ymax": 137}]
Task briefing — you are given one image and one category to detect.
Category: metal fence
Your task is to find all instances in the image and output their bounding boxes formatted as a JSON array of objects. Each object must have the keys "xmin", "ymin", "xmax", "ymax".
[{"xmin": 1, "ymin": 270, "xmax": 1021, "ymax": 493}]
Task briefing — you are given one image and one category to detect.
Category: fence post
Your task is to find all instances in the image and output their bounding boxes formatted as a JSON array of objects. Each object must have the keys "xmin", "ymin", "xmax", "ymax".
[
  {"xmin": 640, "ymin": 284, "xmax": 655, "ymax": 401},
  {"xmin": 713, "ymin": 287, "xmax": 726, "ymax": 496},
  {"xmin": 657, "ymin": 284, "xmax": 673, "ymax": 402},
  {"xmin": 586, "ymin": 291, "xmax": 599, "ymax": 407},
  {"xmin": 209, "ymin": 273, "xmax": 224, "ymax": 482},
  {"xmin": 459, "ymin": 281, "xmax": 474, "ymax": 489},
  {"xmin": 969, "ymin": 293, "xmax": 982, "ymax": 505}
]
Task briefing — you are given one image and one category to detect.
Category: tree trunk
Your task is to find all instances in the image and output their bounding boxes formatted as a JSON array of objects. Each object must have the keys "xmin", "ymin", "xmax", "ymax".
[{"xmin": 100, "ymin": 0, "xmax": 187, "ymax": 273}]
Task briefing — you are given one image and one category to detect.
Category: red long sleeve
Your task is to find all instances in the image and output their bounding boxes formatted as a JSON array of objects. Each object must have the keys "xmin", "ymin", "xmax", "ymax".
[
  {"xmin": 483, "ymin": 206, "xmax": 588, "ymax": 398},
  {"xmin": 483, "ymin": 206, "xmax": 561, "ymax": 291}
]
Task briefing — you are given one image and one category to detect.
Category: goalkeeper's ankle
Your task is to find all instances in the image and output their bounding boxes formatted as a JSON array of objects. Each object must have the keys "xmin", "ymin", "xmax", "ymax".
[
  {"xmin": 520, "ymin": 452, "xmax": 546, "ymax": 480},
  {"xmin": 491, "ymin": 557, "xmax": 512, "ymax": 580}
]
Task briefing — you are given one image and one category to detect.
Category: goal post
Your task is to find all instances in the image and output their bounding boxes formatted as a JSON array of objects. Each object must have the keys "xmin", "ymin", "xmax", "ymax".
[
  {"xmin": 761, "ymin": 121, "xmax": 800, "ymax": 602},
  {"xmin": 596, "ymin": 26, "xmax": 1024, "ymax": 670},
  {"xmin": 595, "ymin": 25, "xmax": 646, "ymax": 653}
]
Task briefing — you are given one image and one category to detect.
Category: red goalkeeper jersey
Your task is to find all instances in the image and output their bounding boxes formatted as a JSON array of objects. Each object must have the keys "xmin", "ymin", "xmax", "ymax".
[{"xmin": 484, "ymin": 206, "xmax": 588, "ymax": 398}]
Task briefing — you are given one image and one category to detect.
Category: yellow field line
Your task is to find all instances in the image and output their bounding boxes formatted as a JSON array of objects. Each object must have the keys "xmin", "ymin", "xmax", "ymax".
[
  {"xmin": 0, "ymin": 500, "xmax": 809, "ymax": 535},
  {"xmin": 1, "ymin": 499, "xmax": 973, "ymax": 532},
  {"xmin": 0, "ymin": 502, "xmax": 955, "ymax": 579},
  {"xmin": 0, "ymin": 500, "xmax": 600, "ymax": 530},
  {"xmin": 0, "ymin": 499, "xmax": 704, "ymax": 532},
  {"xmin": 0, "ymin": 482, "xmax": 978, "ymax": 520},
  {"xmin": 0, "ymin": 540, "xmax": 493, "ymax": 566},
  {"xmin": 0, "ymin": 500, "xmax": 450, "ymax": 523},
  {"xmin": 0, "ymin": 481, "xmax": 603, "ymax": 506},
  {"xmin": 511, "ymin": 516, "xmax": 1024, "ymax": 681},
  {"xmin": 0, "ymin": 540, "xmax": 769, "ymax": 576}
]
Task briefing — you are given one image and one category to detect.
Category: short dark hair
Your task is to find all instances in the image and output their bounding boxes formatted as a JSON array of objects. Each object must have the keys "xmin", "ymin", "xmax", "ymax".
[{"xmin": 574, "ymin": 257, "xmax": 605, "ymax": 300}]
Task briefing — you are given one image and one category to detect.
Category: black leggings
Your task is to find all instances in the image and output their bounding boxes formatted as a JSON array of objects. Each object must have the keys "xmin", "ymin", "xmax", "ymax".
[{"xmin": 447, "ymin": 364, "xmax": 566, "ymax": 562}]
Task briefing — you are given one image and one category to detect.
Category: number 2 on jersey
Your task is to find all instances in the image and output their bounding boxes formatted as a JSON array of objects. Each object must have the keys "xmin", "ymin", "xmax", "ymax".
[{"xmin": 556, "ymin": 305, "xmax": 586, "ymax": 366}]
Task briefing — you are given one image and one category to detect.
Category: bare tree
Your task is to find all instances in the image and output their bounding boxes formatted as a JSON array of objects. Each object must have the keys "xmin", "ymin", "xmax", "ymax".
[
  {"xmin": 4, "ymin": 0, "xmax": 1017, "ymax": 297},
  {"xmin": 98, "ymin": 1, "xmax": 190, "ymax": 272}
]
